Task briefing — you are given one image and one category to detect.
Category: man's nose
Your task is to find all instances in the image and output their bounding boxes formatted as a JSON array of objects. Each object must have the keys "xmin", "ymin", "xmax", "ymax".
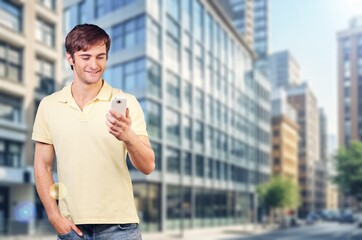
[{"xmin": 89, "ymin": 58, "xmax": 98, "ymax": 69}]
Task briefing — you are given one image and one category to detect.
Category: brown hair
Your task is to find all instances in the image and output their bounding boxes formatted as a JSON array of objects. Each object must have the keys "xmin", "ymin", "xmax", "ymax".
[{"xmin": 65, "ymin": 24, "xmax": 111, "ymax": 70}]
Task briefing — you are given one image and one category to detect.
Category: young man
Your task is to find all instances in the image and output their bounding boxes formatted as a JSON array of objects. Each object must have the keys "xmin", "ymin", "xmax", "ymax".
[{"xmin": 33, "ymin": 24, "xmax": 155, "ymax": 239}]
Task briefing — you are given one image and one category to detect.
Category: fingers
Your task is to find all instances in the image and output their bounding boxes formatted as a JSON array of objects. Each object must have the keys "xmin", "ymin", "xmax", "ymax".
[
  {"xmin": 71, "ymin": 224, "xmax": 83, "ymax": 237},
  {"xmin": 109, "ymin": 108, "xmax": 130, "ymax": 120}
]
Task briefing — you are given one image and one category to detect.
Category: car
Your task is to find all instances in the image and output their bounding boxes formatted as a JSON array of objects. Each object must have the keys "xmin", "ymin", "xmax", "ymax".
[
  {"xmin": 290, "ymin": 217, "xmax": 301, "ymax": 227},
  {"xmin": 338, "ymin": 212, "xmax": 355, "ymax": 223},
  {"xmin": 356, "ymin": 215, "xmax": 362, "ymax": 227},
  {"xmin": 305, "ymin": 213, "xmax": 319, "ymax": 225}
]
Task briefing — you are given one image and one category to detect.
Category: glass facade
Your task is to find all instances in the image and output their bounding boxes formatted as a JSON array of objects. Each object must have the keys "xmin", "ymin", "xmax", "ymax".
[
  {"xmin": 112, "ymin": 15, "xmax": 145, "ymax": 52},
  {"xmin": 63, "ymin": 0, "xmax": 271, "ymax": 232}
]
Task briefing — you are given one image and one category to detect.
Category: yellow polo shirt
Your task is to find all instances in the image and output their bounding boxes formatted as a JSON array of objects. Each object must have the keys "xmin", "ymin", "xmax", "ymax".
[{"xmin": 32, "ymin": 81, "xmax": 148, "ymax": 224}]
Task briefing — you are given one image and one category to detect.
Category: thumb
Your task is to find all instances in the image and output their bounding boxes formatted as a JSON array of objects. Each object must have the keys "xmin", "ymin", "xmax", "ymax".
[{"xmin": 71, "ymin": 224, "xmax": 83, "ymax": 237}]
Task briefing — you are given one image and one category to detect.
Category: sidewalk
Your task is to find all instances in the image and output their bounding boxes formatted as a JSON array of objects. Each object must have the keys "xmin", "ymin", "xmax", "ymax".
[
  {"xmin": 143, "ymin": 224, "xmax": 274, "ymax": 240},
  {"xmin": 0, "ymin": 224, "xmax": 275, "ymax": 240}
]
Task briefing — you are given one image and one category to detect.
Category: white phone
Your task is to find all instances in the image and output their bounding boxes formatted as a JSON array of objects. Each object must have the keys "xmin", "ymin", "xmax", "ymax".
[{"xmin": 110, "ymin": 97, "xmax": 127, "ymax": 116}]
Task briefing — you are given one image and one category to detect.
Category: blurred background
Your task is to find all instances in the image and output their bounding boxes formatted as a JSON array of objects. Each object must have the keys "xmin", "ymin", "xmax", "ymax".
[{"xmin": 1, "ymin": 0, "xmax": 362, "ymax": 239}]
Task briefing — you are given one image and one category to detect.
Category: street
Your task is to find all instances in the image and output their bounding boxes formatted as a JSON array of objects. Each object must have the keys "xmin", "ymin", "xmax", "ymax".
[{"xmin": 233, "ymin": 222, "xmax": 361, "ymax": 240}]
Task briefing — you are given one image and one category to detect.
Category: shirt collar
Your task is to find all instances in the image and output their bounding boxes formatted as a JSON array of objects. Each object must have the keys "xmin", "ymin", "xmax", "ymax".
[{"xmin": 58, "ymin": 80, "xmax": 113, "ymax": 103}]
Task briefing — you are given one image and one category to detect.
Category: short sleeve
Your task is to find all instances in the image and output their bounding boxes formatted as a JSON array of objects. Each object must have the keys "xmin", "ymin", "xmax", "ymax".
[
  {"xmin": 129, "ymin": 96, "xmax": 148, "ymax": 137},
  {"xmin": 32, "ymin": 98, "xmax": 53, "ymax": 144}
]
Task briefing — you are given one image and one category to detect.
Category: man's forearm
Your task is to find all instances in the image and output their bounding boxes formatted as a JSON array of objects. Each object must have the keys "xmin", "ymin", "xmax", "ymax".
[
  {"xmin": 124, "ymin": 132, "xmax": 155, "ymax": 175},
  {"xmin": 34, "ymin": 166, "xmax": 61, "ymax": 222}
]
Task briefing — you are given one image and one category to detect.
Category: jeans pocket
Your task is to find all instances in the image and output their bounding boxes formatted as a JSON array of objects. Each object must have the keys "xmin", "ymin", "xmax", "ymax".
[
  {"xmin": 58, "ymin": 229, "xmax": 74, "ymax": 239},
  {"xmin": 117, "ymin": 223, "xmax": 138, "ymax": 230}
]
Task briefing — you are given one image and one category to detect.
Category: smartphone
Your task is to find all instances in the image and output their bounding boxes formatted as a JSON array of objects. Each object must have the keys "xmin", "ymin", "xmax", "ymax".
[{"xmin": 110, "ymin": 97, "xmax": 127, "ymax": 116}]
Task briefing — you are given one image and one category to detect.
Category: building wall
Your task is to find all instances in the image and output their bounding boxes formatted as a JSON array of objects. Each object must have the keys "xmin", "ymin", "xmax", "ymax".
[
  {"xmin": 216, "ymin": 0, "xmax": 269, "ymax": 59},
  {"xmin": 287, "ymin": 84, "xmax": 319, "ymax": 217},
  {"xmin": 271, "ymin": 116, "xmax": 299, "ymax": 182},
  {"xmin": 0, "ymin": 0, "xmax": 63, "ymax": 235},
  {"xmin": 337, "ymin": 20, "xmax": 362, "ymax": 147},
  {"xmin": 268, "ymin": 51, "xmax": 300, "ymax": 89},
  {"xmin": 326, "ymin": 183, "xmax": 339, "ymax": 210}
]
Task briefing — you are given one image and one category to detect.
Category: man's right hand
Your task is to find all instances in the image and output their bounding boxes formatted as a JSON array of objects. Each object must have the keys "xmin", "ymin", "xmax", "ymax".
[{"xmin": 50, "ymin": 214, "xmax": 83, "ymax": 237}]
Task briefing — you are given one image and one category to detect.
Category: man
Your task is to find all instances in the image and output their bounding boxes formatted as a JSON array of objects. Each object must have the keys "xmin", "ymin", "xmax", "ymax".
[{"xmin": 33, "ymin": 24, "xmax": 155, "ymax": 239}]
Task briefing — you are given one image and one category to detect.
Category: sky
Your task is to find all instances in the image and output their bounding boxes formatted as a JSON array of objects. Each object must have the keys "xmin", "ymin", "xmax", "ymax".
[{"xmin": 270, "ymin": 0, "xmax": 362, "ymax": 137}]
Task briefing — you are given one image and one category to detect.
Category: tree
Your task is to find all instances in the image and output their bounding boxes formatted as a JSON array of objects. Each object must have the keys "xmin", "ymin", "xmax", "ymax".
[
  {"xmin": 334, "ymin": 141, "xmax": 362, "ymax": 200},
  {"xmin": 257, "ymin": 175, "xmax": 300, "ymax": 223}
]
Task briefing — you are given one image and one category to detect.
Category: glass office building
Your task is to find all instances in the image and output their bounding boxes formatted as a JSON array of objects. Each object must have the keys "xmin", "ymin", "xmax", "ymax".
[{"xmin": 62, "ymin": 0, "xmax": 271, "ymax": 233}]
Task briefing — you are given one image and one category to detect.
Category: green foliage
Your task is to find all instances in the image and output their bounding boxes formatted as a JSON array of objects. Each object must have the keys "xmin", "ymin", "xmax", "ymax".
[
  {"xmin": 334, "ymin": 141, "xmax": 362, "ymax": 199},
  {"xmin": 257, "ymin": 175, "xmax": 301, "ymax": 210}
]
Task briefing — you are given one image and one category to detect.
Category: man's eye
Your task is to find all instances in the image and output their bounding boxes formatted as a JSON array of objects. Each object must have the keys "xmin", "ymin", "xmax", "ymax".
[
  {"xmin": 97, "ymin": 57, "xmax": 104, "ymax": 60},
  {"xmin": 82, "ymin": 58, "xmax": 90, "ymax": 61}
]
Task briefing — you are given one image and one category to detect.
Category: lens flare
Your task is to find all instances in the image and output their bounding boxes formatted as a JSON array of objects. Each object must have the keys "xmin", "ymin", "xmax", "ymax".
[
  {"xmin": 14, "ymin": 201, "xmax": 36, "ymax": 223},
  {"xmin": 50, "ymin": 182, "xmax": 67, "ymax": 200}
]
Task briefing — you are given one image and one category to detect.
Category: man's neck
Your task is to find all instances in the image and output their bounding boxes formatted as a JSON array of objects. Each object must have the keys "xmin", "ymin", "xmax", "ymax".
[{"xmin": 71, "ymin": 80, "xmax": 104, "ymax": 110}]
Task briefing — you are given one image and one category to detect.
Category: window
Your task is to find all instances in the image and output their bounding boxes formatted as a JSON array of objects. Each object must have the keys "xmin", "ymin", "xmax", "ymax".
[
  {"xmin": 166, "ymin": 17, "xmax": 180, "ymax": 62},
  {"xmin": 151, "ymin": 141, "xmax": 162, "ymax": 171},
  {"xmin": 195, "ymin": 121, "xmax": 204, "ymax": 145},
  {"xmin": 0, "ymin": 94, "xmax": 21, "ymax": 123},
  {"xmin": 207, "ymin": 158, "xmax": 213, "ymax": 178},
  {"xmin": 166, "ymin": 71, "xmax": 180, "ymax": 107},
  {"xmin": 184, "ymin": 152, "xmax": 192, "ymax": 176},
  {"xmin": 126, "ymin": 15, "xmax": 145, "ymax": 48},
  {"xmin": 193, "ymin": 0, "xmax": 203, "ymax": 42},
  {"xmin": 122, "ymin": 58, "xmax": 146, "ymax": 93},
  {"xmin": 38, "ymin": 0, "xmax": 55, "ymax": 10},
  {"xmin": 0, "ymin": 0, "xmax": 22, "ymax": 32},
  {"xmin": 112, "ymin": 15, "xmax": 145, "ymax": 52},
  {"xmin": 166, "ymin": 35, "xmax": 180, "ymax": 62},
  {"xmin": 147, "ymin": 59, "xmax": 161, "ymax": 97},
  {"xmin": 78, "ymin": 1, "xmax": 86, "ymax": 23},
  {"xmin": 95, "ymin": 0, "xmax": 135, "ymax": 18},
  {"xmin": 194, "ymin": 89, "xmax": 204, "ymax": 119},
  {"xmin": 36, "ymin": 18, "xmax": 55, "ymax": 48},
  {"xmin": 194, "ymin": 44, "xmax": 203, "ymax": 87},
  {"xmin": 147, "ymin": 17, "xmax": 161, "ymax": 50},
  {"xmin": 166, "ymin": 108, "xmax": 180, "ymax": 144},
  {"xmin": 36, "ymin": 58, "xmax": 55, "ymax": 95},
  {"xmin": 184, "ymin": 117, "xmax": 192, "ymax": 144},
  {"xmin": 182, "ymin": 0, "xmax": 192, "ymax": 31},
  {"xmin": 196, "ymin": 155, "xmax": 204, "ymax": 177},
  {"xmin": 166, "ymin": 148, "xmax": 180, "ymax": 174},
  {"xmin": 0, "ymin": 139, "xmax": 22, "ymax": 167},
  {"xmin": 143, "ymin": 100, "xmax": 161, "ymax": 139},
  {"xmin": 0, "ymin": 42, "xmax": 22, "ymax": 82},
  {"xmin": 166, "ymin": 0, "xmax": 180, "ymax": 21},
  {"xmin": 183, "ymin": 82, "xmax": 192, "ymax": 113},
  {"xmin": 63, "ymin": 8, "xmax": 72, "ymax": 34}
]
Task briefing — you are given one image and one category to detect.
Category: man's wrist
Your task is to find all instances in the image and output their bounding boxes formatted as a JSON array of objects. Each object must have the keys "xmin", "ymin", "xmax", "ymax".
[
  {"xmin": 122, "ymin": 129, "xmax": 137, "ymax": 145},
  {"xmin": 48, "ymin": 212, "xmax": 62, "ymax": 223}
]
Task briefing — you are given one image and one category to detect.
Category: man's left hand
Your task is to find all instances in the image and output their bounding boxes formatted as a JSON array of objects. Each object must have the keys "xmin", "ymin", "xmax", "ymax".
[{"xmin": 106, "ymin": 108, "xmax": 133, "ymax": 142}]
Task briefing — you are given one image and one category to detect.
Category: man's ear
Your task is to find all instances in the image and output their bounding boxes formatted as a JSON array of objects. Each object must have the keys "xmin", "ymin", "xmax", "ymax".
[{"xmin": 66, "ymin": 53, "xmax": 74, "ymax": 66}]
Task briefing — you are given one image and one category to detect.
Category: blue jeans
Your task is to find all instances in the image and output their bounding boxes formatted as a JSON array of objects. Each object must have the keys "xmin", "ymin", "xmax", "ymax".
[{"xmin": 57, "ymin": 223, "xmax": 142, "ymax": 240}]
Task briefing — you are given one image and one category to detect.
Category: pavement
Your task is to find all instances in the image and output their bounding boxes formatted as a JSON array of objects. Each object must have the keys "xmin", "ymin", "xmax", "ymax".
[{"xmin": 0, "ymin": 224, "xmax": 275, "ymax": 240}]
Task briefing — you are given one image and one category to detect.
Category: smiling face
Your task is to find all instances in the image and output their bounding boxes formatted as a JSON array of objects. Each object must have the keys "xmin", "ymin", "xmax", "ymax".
[{"xmin": 67, "ymin": 42, "xmax": 107, "ymax": 85}]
